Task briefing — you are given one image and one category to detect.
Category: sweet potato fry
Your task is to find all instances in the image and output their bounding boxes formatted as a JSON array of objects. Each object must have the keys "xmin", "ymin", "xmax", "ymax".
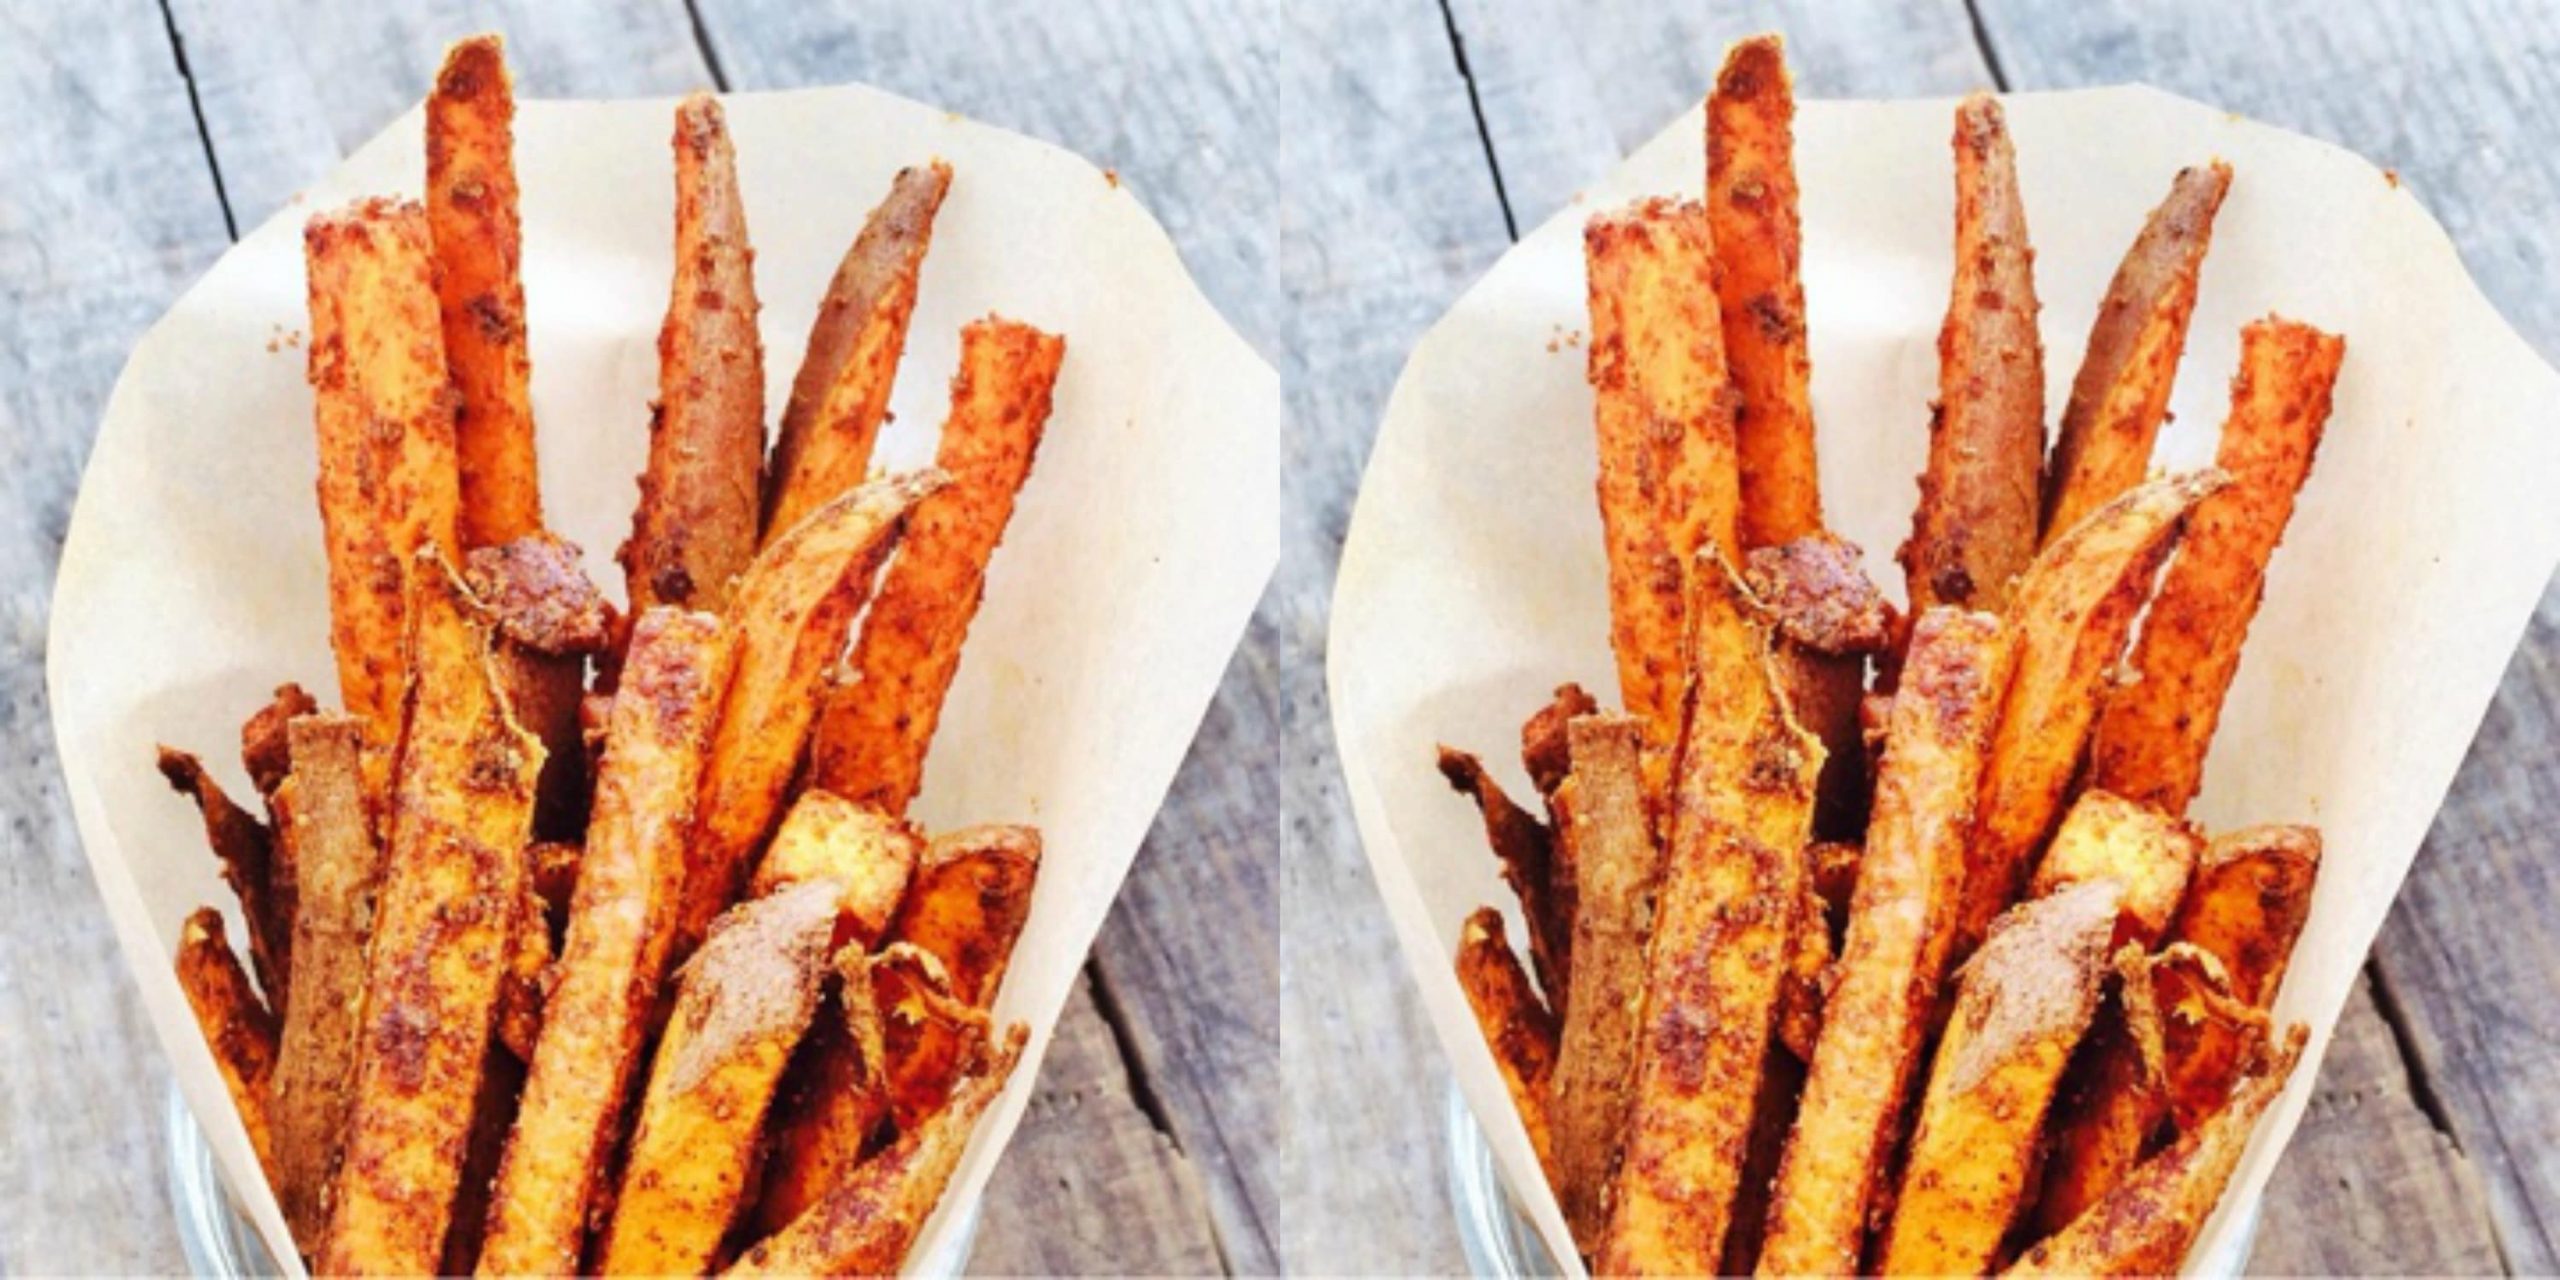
[
  {"xmin": 2008, "ymin": 1026, "xmax": 2306, "ymax": 1278},
  {"xmin": 753, "ymin": 956, "xmax": 896, "ymax": 1237},
  {"xmin": 305, "ymin": 197, "xmax": 463, "ymax": 758},
  {"xmin": 1709, "ymin": 34, "xmax": 1822, "ymax": 550},
  {"xmin": 873, "ymin": 943, "xmax": 997, "ymax": 1129},
  {"xmin": 1806, "ymin": 839, "xmax": 1861, "ymax": 933},
  {"xmin": 750, "ymin": 790, "xmax": 923, "ymax": 950},
  {"xmin": 2150, "ymin": 944, "xmax": 2273, "ymax": 1132},
  {"xmin": 2029, "ymin": 789, "xmax": 2202, "ymax": 948},
  {"xmin": 1958, "ymin": 470, "xmax": 2222, "ymax": 960},
  {"xmin": 1875, "ymin": 880, "xmax": 2119, "ymax": 1277},
  {"xmin": 886, "ymin": 823, "xmax": 1041, "ymax": 1006},
  {"xmin": 1746, "ymin": 533, "xmax": 1893, "ymax": 840},
  {"xmin": 1522, "ymin": 682, "xmax": 1600, "ymax": 800},
  {"xmin": 728, "ymin": 1027, "xmax": 1027, "ymax": 1279},
  {"xmin": 467, "ymin": 533, "xmax": 613, "ymax": 842},
  {"xmin": 427, "ymin": 34, "xmax": 540, "ymax": 549},
  {"xmin": 807, "ymin": 318, "xmax": 1066, "ymax": 814},
  {"xmin": 2090, "ymin": 319, "xmax": 2346, "ymax": 813},
  {"xmin": 321, "ymin": 551, "xmax": 543, "ymax": 1277},
  {"xmin": 1900, "ymin": 94, "xmax": 2046, "ymax": 616},
  {"xmin": 620, "ymin": 93, "xmax": 767, "ymax": 616},
  {"xmin": 2167, "ymin": 825, "xmax": 2321, "ymax": 1007},
  {"xmin": 1759, "ymin": 608, "xmax": 2009, "ymax": 1278},
  {"xmin": 763, "ymin": 162, "xmax": 955, "ymax": 539},
  {"xmin": 1437, "ymin": 746, "xmax": 1567, "ymax": 1010},
  {"xmin": 1600, "ymin": 555, "xmax": 1822, "ymax": 1277},
  {"xmin": 1546, "ymin": 714, "xmax": 1654, "ymax": 1243},
  {"xmin": 158, "ymin": 747, "xmax": 289, "ymax": 1012},
  {"xmin": 2033, "ymin": 945, "xmax": 2169, "ymax": 1238},
  {"xmin": 679, "ymin": 470, "xmax": 939, "ymax": 956},
  {"xmin": 177, "ymin": 908, "xmax": 280, "ymax": 1181},
  {"xmin": 267, "ymin": 714, "xmax": 381, "ymax": 1243},
  {"xmin": 480, "ymin": 608, "xmax": 729, "ymax": 1278},
  {"xmin": 2041, "ymin": 163, "xmax": 2232, "ymax": 542},
  {"xmin": 1458, "ymin": 908, "xmax": 1561, "ymax": 1182},
  {"xmin": 595, "ymin": 879, "xmax": 841, "ymax": 1276},
  {"xmin": 1585, "ymin": 199, "xmax": 1741, "ymax": 779},
  {"xmin": 241, "ymin": 683, "xmax": 319, "ymax": 801}
]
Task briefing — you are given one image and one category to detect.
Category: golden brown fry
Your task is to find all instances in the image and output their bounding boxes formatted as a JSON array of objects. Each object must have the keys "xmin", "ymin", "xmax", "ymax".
[
  {"xmin": 493, "ymin": 880, "xmax": 550, "ymax": 1062},
  {"xmin": 763, "ymin": 161, "xmax": 955, "ymax": 539},
  {"xmin": 305, "ymin": 196, "xmax": 462, "ymax": 760},
  {"xmin": 1875, "ymin": 880, "xmax": 2119, "ymax": 1277},
  {"xmin": 1585, "ymin": 199, "xmax": 1741, "ymax": 781},
  {"xmin": 596, "ymin": 880, "xmax": 841, "ymax": 1276},
  {"xmin": 177, "ymin": 908, "xmax": 280, "ymax": 1182},
  {"xmin": 1709, "ymin": 34, "xmax": 1822, "ymax": 550},
  {"xmin": 2034, "ymin": 945, "xmax": 2169, "ymax": 1238},
  {"xmin": 427, "ymin": 34, "xmax": 540, "ymax": 549},
  {"xmin": 680, "ymin": 470, "xmax": 939, "ymax": 957},
  {"xmin": 807, "ymin": 318, "xmax": 1066, "ymax": 814},
  {"xmin": 2167, "ymin": 825, "xmax": 2321, "ymax": 1007},
  {"xmin": 1458, "ymin": 908, "xmax": 1561, "ymax": 1183},
  {"xmin": 267, "ymin": 714, "xmax": 381, "ymax": 1243},
  {"xmin": 1807, "ymin": 839, "xmax": 1861, "ymax": 934},
  {"xmin": 2090, "ymin": 319, "xmax": 2345, "ymax": 813},
  {"xmin": 620, "ymin": 93, "xmax": 767, "ymax": 616},
  {"xmin": 1746, "ymin": 533, "xmax": 1894, "ymax": 840},
  {"xmin": 1437, "ymin": 746, "xmax": 1567, "ymax": 1010},
  {"xmin": 887, "ymin": 824, "xmax": 1042, "ymax": 1007},
  {"xmin": 321, "ymin": 551, "xmax": 542, "ymax": 1277},
  {"xmin": 241, "ymin": 683, "xmax": 318, "ymax": 801},
  {"xmin": 750, "ymin": 790, "xmax": 923, "ymax": 950},
  {"xmin": 158, "ymin": 747, "xmax": 288, "ymax": 1013},
  {"xmin": 480, "ymin": 608, "xmax": 729, "ymax": 1277},
  {"xmin": 2008, "ymin": 1026, "xmax": 2306, "ymax": 1278},
  {"xmin": 873, "ymin": 943, "xmax": 996, "ymax": 1129},
  {"xmin": 2042, "ymin": 163, "xmax": 2232, "ymax": 542},
  {"xmin": 467, "ymin": 533, "xmax": 613, "ymax": 842},
  {"xmin": 1900, "ymin": 94, "xmax": 2046, "ymax": 617},
  {"xmin": 1600, "ymin": 555, "xmax": 1822, "ymax": 1277},
  {"xmin": 728, "ymin": 1027, "xmax": 1026, "ymax": 1279},
  {"xmin": 1759, "ymin": 608, "xmax": 2009, "ymax": 1277},
  {"xmin": 2029, "ymin": 789, "xmax": 2202, "ymax": 948},
  {"xmin": 1546, "ymin": 714, "xmax": 1654, "ymax": 1244},
  {"xmin": 753, "ymin": 958, "xmax": 895, "ymax": 1237},
  {"xmin": 1959, "ymin": 470, "xmax": 2222, "ymax": 960},
  {"xmin": 2151, "ymin": 945, "xmax": 2273, "ymax": 1131}
]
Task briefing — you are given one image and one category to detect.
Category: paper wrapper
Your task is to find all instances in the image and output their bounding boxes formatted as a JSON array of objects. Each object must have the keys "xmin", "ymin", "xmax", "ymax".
[
  {"xmin": 48, "ymin": 83, "xmax": 1276, "ymax": 1272},
  {"xmin": 1333, "ymin": 85, "xmax": 2560, "ymax": 1274}
]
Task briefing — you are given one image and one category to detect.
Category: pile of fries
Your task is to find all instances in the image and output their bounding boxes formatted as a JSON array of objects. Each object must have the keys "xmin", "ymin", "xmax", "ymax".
[
  {"xmin": 1447, "ymin": 34, "xmax": 2341, "ymax": 1278},
  {"xmin": 160, "ymin": 34, "xmax": 1063, "ymax": 1277}
]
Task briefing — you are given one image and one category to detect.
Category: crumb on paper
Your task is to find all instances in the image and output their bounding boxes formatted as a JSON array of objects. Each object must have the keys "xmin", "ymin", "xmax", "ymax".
[
  {"xmin": 266, "ymin": 324, "xmax": 304, "ymax": 354},
  {"xmin": 2384, "ymin": 167, "xmax": 2401, "ymax": 188},
  {"xmin": 1104, "ymin": 168, "xmax": 1120, "ymax": 189},
  {"xmin": 1545, "ymin": 324, "xmax": 1585, "ymax": 353}
]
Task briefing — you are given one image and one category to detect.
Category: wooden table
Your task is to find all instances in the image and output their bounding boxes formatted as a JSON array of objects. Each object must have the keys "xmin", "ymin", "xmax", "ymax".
[{"xmin": 0, "ymin": 1, "xmax": 2549, "ymax": 1275}]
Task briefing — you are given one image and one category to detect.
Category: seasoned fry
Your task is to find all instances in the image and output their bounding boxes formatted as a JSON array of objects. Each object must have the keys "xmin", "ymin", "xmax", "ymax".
[
  {"xmin": 1709, "ymin": 34, "xmax": 1821, "ymax": 550},
  {"xmin": 887, "ymin": 823, "xmax": 1042, "ymax": 1006},
  {"xmin": 729, "ymin": 1027, "xmax": 1027, "ymax": 1279},
  {"xmin": 1759, "ymin": 608, "xmax": 2009, "ymax": 1277},
  {"xmin": 241, "ymin": 683, "xmax": 318, "ymax": 801},
  {"xmin": 267, "ymin": 715, "xmax": 381, "ymax": 1243},
  {"xmin": 1458, "ymin": 908, "xmax": 1561, "ymax": 1181},
  {"xmin": 874, "ymin": 943, "xmax": 997, "ymax": 1128},
  {"xmin": 1958, "ymin": 470, "xmax": 2222, "ymax": 960},
  {"xmin": 1585, "ymin": 199, "xmax": 1741, "ymax": 779},
  {"xmin": 2090, "ymin": 319, "xmax": 2344, "ymax": 813},
  {"xmin": 807, "ymin": 318, "xmax": 1066, "ymax": 814},
  {"xmin": 158, "ymin": 747, "xmax": 288, "ymax": 1012},
  {"xmin": 1438, "ymin": 746, "xmax": 1567, "ymax": 1010},
  {"xmin": 2034, "ymin": 945, "xmax": 2169, "ymax": 1238},
  {"xmin": 427, "ymin": 34, "xmax": 540, "ymax": 549},
  {"xmin": 2167, "ymin": 825, "xmax": 2321, "ymax": 1007},
  {"xmin": 1900, "ymin": 94, "xmax": 2046, "ymax": 616},
  {"xmin": 493, "ymin": 879, "xmax": 550, "ymax": 1062},
  {"xmin": 2028, "ymin": 789, "xmax": 2202, "ymax": 947},
  {"xmin": 620, "ymin": 93, "xmax": 767, "ymax": 616},
  {"xmin": 467, "ymin": 533, "xmax": 613, "ymax": 842},
  {"xmin": 749, "ymin": 789, "xmax": 923, "ymax": 950},
  {"xmin": 763, "ymin": 162, "xmax": 955, "ymax": 538},
  {"xmin": 2150, "ymin": 945, "xmax": 2273, "ymax": 1131},
  {"xmin": 2009, "ymin": 1027, "xmax": 2307, "ymax": 1278},
  {"xmin": 1600, "ymin": 555, "xmax": 1822, "ymax": 1277},
  {"xmin": 1875, "ymin": 880, "xmax": 2119, "ymax": 1277},
  {"xmin": 2042, "ymin": 163, "xmax": 2232, "ymax": 541},
  {"xmin": 177, "ymin": 908, "xmax": 280, "ymax": 1180},
  {"xmin": 1546, "ymin": 714, "xmax": 1654, "ymax": 1243},
  {"xmin": 1745, "ymin": 533, "xmax": 1893, "ymax": 840},
  {"xmin": 596, "ymin": 880, "xmax": 841, "ymax": 1276},
  {"xmin": 679, "ymin": 470, "xmax": 940, "ymax": 956},
  {"xmin": 305, "ymin": 197, "xmax": 463, "ymax": 758},
  {"xmin": 1522, "ymin": 682, "xmax": 1601, "ymax": 800},
  {"xmin": 754, "ymin": 956, "xmax": 895, "ymax": 1237},
  {"xmin": 1806, "ymin": 838, "xmax": 1861, "ymax": 933},
  {"xmin": 321, "ymin": 551, "xmax": 542, "ymax": 1277}
]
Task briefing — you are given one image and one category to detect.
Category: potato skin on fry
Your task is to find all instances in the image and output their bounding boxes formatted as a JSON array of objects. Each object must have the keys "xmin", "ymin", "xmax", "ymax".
[
  {"xmin": 467, "ymin": 533, "xmax": 613, "ymax": 843},
  {"xmin": 1458, "ymin": 908, "xmax": 1562, "ymax": 1185},
  {"xmin": 267, "ymin": 715, "xmax": 381, "ymax": 1244},
  {"xmin": 427, "ymin": 34, "xmax": 541, "ymax": 549},
  {"xmin": 1709, "ymin": 35, "xmax": 1822, "ymax": 551},
  {"xmin": 2029, "ymin": 789, "xmax": 2201, "ymax": 948},
  {"xmin": 873, "ymin": 943, "xmax": 997, "ymax": 1130},
  {"xmin": 1746, "ymin": 533, "xmax": 1893, "ymax": 840},
  {"xmin": 2167, "ymin": 824, "xmax": 2320, "ymax": 1007},
  {"xmin": 1546, "ymin": 714, "xmax": 1654, "ymax": 1244},
  {"xmin": 176, "ymin": 908, "xmax": 281, "ymax": 1182},
  {"xmin": 887, "ymin": 823, "xmax": 1041, "ymax": 1007}
]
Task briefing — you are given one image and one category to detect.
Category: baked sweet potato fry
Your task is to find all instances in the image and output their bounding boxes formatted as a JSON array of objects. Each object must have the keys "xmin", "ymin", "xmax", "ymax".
[
  {"xmin": 1759, "ymin": 607, "xmax": 2009, "ymax": 1277},
  {"xmin": 763, "ymin": 161, "xmax": 955, "ymax": 539},
  {"xmin": 2166, "ymin": 824, "xmax": 2321, "ymax": 1007},
  {"xmin": 807, "ymin": 318, "xmax": 1065, "ymax": 814},
  {"xmin": 1437, "ymin": 746, "xmax": 1567, "ymax": 1010},
  {"xmin": 1458, "ymin": 908, "xmax": 1562, "ymax": 1188},
  {"xmin": 1900, "ymin": 94, "xmax": 2046, "ymax": 617},
  {"xmin": 2029, "ymin": 789, "xmax": 2201, "ymax": 948},
  {"xmin": 241, "ymin": 683, "xmax": 319, "ymax": 801},
  {"xmin": 1709, "ymin": 35, "xmax": 1822, "ymax": 550},
  {"xmin": 177, "ymin": 908, "xmax": 280, "ymax": 1181},
  {"xmin": 2034, "ymin": 945, "xmax": 2169, "ymax": 1238},
  {"xmin": 2150, "ymin": 945, "xmax": 2273, "ymax": 1132},
  {"xmin": 753, "ymin": 955, "xmax": 895, "ymax": 1237},
  {"xmin": 2041, "ymin": 163, "xmax": 2232, "ymax": 542},
  {"xmin": 427, "ymin": 34, "xmax": 540, "ymax": 549},
  {"xmin": 1546, "ymin": 714, "xmax": 1654, "ymax": 1243},
  {"xmin": 886, "ymin": 823, "xmax": 1041, "ymax": 1006},
  {"xmin": 2088, "ymin": 319, "xmax": 2345, "ymax": 813},
  {"xmin": 621, "ymin": 93, "xmax": 767, "ymax": 616},
  {"xmin": 267, "ymin": 714, "xmax": 380, "ymax": 1243},
  {"xmin": 873, "ymin": 942, "xmax": 997, "ymax": 1129},
  {"xmin": 158, "ymin": 747, "xmax": 288, "ymax": 1012},
  {"xmin": 1522, "ymin": 682, "xmax": 1600, "ymax": 800},
  {"xmin": 1875, "ymin": 879, "xmax": 2119, "ymax": 1277},
  {"xmin": 321, "ymin": 551, "xmax": 543, "ymax": 1277},
  {"xmin": 1746, "ymin": 533, "xmax": 1894, "ymax": 840},
  {"xmin": 596, "ymin": 879, "xmax": 841, "ymax": 1276},
  {"xmin": 467, "ymin": 533, "xmax": 613, "ymax": 842},
  {"xmin": 750, "ymin": 789, "xmax": 923, "ymax": 950},
  {"xmin": 1599, "ymin": 555, "xmax": 1822, "ymax": 1277}
]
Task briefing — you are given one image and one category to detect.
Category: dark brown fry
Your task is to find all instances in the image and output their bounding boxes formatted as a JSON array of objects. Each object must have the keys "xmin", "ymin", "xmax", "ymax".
[
  {"xmin": 177, "ymin": 907, "xmax": 281, "ymax": 1185},
  {"xmin": 267, "ymin": 715, "xmax": 381, "ymax": 1244},
  {"xmin": 158, "ymin": 747, "xmax": 288, "ymax": 1014},
  {"xmin": 1438, "ymin": 746, "xmax": 1567, "ymax": 1010},
  {"xmin": 1746, "ymin": 533, "xmax": 1893, "ymax": 840},
  {"xmin": 1458, "ymin": 908, "xmax": 1561, "ymax": 1184}
]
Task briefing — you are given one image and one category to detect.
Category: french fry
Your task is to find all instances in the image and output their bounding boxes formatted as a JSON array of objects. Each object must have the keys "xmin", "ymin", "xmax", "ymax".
[
  {"xmin": 1900, "ymin": 94, "xmax": 2046, "ymax": 617},
  {"xmin": 728, "ymin": 1027, "xmax": 1027, "ymax": 1279},
  {"xmin": 1600, "ymin": 555, "xmax": 1822, "ymax": 1277},
  {"xmin": 427, "ymin": 34, "xmax": 540, "ymax": 549},
  {"xmin": 467, "ymin": 533, "xmax": 613, "ymax": 842},
  {"xmin": 1546, "ymin": 714, "xmax": 1654, "ymax": 1243},
  {"xmin": 1521, "ymin": 682, "xmax": 1600, "ymax": 800},
  {"xmin": 480, "ymin": 608, "xmax": 729, "ymax": 1278},
  {"xmin": 526, "ymin": 838, "xmax": 581, "ymax": 928},
  {"xmin": 158, "ymin": 747, "xmax": 288, "ymax": 1012},
  {"xmin": 304, "ymin": 197, "xmax": 462, "ymax": 760},
  {"xmin": 1875, "ymin": 879, "xmax": 2120, "ymax": 1277},
  {"xmin": 2166, "ymin": 825, "xmax": 2321, "ymax": 1007},
  {"xmin": 442, "ymin": 1045, "xmax": 525, "ymax": 1276},
  {"xmin": 1437, "ymin": 746, "xmax": 1567, "ymax": 1009},
  {"xmin": 2029, "ymin": 789, "xmax": 2202, "ymax": 948},
  {"xmin": 806, "ymin": 318, "xmax": 1066, "ymax": 814},
  {"xmin": 1458, "ymin": 908, "xmax": 1561, "ymax": 1183},
  {"xmin": 620, "ymin": 93, "xmax": 767, "ymax": 616},
  {"xmin": 241, "ymin": 683, "xmax": 318, "ymax": 801},
  {"xmin": 753, "ymin": 956, "xmax": 895, "ymax": 1237},
  {"xmin": 1745, "ymin": 533, "xmax": 1893, "ymax": 839},
  {"xmin": 2008, "ymin": 1026, "xmax": 2307, "ymax": 1278},
  {"xmin": 1958, "ymin": 470, "xmax": 2222, "ymax": 960},
  {"xmin": 596, "ymin": 879, "xmax": 842, "ymax": 1276},
  {"xmin": 873, "ymin": 942, "xmax": 997, "ymax": 1129},
  {"xmin": 1759, "ymin": 607, "xmax": 2010, "ymax": 1278},
  {"xmin": 1585, "ymin": 198, "xmax": 1741, "ymax": 782},
  {"xmin": 492, "ymin": 879, "xmax": 550, "ymax": 1062},
  {"xmin": 176, "ymin": 908, "xmax": 280, "ymax": 1182},
  {"xmin": 763, "ymin": 162, "xmax": 955, "ymax": 539},
  {"xmin": 2041, "ymin": 163, "xmax": 2232, "ymax": 541},
  {"xmin": 2035, "ymin": 945, "xmax": 2167, "ymax": 1238},
  {"xmin": 679, "ymin": 470, "xmax": 940, "ymax": 957},
  {"xmin": 2150, "ymin": 945, "xmax": 2274, "ymax": 1131},
  {"xmin": 749, "ymin": 789, "xmax": 923, "ymax": 950},
  {"xmin": 1709, "ymin": 34, "xmax": 1822, "ymax": 550},
  {"xmin": 1806, "ymin": 838, "xmax": 1861, "ymax": 933},
  {"xmin": 267, "ymin": 714, "xmax": 380, "ymax": 1244},
  {"xmin": 321, "ymin": 550, "xmax": 542, "ymax": 1277},
  {"xmin": 2090, "ymin": 318, "xmax": 2346, "ymax": 813},
  {"xmin": 886, "ymin": 823, "xmax": 1042, "ymax": 1007}
]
